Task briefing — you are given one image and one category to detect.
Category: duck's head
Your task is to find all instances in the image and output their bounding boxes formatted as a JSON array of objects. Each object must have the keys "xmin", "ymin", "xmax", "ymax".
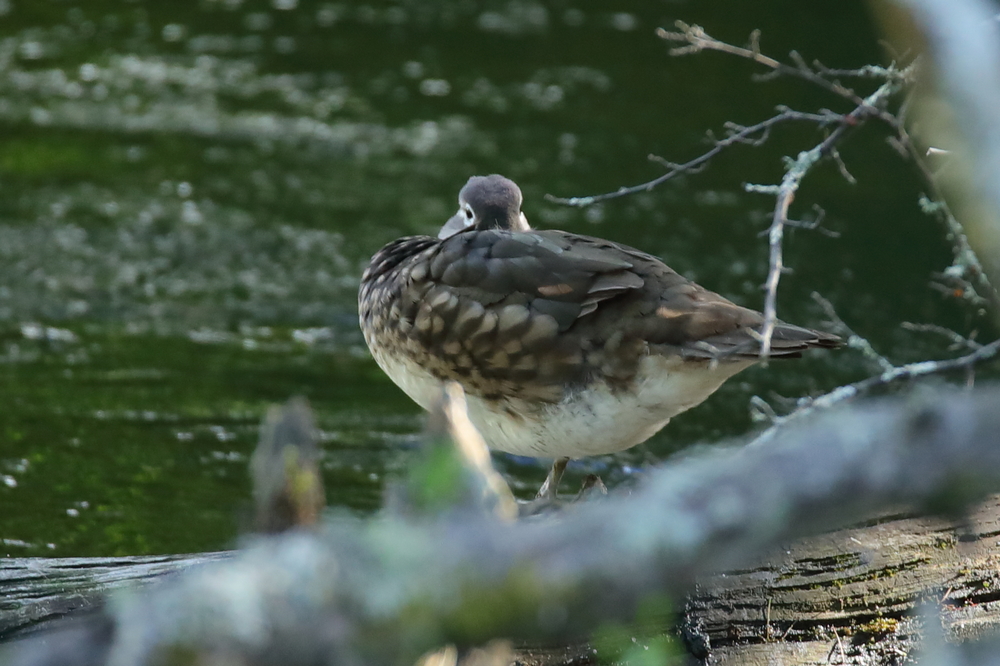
[{"xmin": 438, "ymin": 174, "xmax": 531, "ymax": 239}]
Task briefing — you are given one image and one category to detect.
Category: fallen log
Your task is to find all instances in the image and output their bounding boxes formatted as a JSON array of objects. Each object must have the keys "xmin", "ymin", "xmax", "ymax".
[
  {"xmin": 685, "ymin": 497, "xmax": 1000, "ymax": 665},
  {"xmin": 0, "ymin": 553, "xmax": 227, "ymax": 641},
  {"xmin": 4, "ymin": 387, "xmax": 1000, "ymax": 665}
]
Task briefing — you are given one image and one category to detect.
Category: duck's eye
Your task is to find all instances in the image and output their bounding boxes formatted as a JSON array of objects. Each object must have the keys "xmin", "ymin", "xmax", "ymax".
[{"xmin": 463, "ymin": 207, "xmax": 473, "ymax": 220}]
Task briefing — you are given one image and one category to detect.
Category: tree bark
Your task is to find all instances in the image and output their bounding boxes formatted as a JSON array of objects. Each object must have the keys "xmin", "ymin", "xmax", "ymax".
[
  {"xmin": 6, "ymin": 387, "xmax": 1000, "ymax": 665},
  {"xmin": 0, "ymin": 553, "xmax": 227, "ymax": 641},
  {"xmin": 4, "ymin": 502, "xmax": 1000, "ymax": 664},
  {"xmin": 684, "ymin": 496, "xmax": 1000, "ymax": 665}
]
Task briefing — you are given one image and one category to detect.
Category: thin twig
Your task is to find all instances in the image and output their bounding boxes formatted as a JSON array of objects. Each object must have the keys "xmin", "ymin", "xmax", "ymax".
[
  {"xmin": 901, "ymin": 322, "xmax": 983, "ymax": 352},
  {"xmin": 813, "ymin": 61, "xmax": 908, "ymax": 79},
  {"xmin": 749, "ymin": 395, "xmax": 779, "ymax": 424},
  {"xmin": 902, "ymin": 322, "xmax": 983, "ymax": 389},
  {"xmin": 920, "ymin": 195, "xmax": 1000, "ymax": 311},
  {"xmin": 765, "ymin": 598, "xmax": 772, "ymax": 641},
  {"xmin": 814, "ymin": 293, "xmax": 894, "ymax": 373},
  {"xmin": 549, "ymin": 22, "xmax": 991, "ymax": 378},
  {"xmin": 545, "ymin": 108, "xmax": 834, "ymax": 207},
  {"xmin": 830, "ymin": 146, "xmax": 858, "ymax": 185},
  {"xmin": 443, "ymin": 383, "xmax": 518, "ymax": 521},
  {"xmin": 750, "ymin": 338, "xmax": 1000, "ymax": 447},
  {"xmin": 885, "ymin": 106, "xmax": 1000, "ymax": 311},
  {"xmin": 752, "ymin": 81, "xmax": 899, "ymax": 358},
  {"xmin": 834, "ymin": 630, "xmax": 848, "ymax": 664},
  {"xmin": 658, "ymin": 23, "xmax": 914, "ymax": 126},
  {"xmin": 549, "ymin": 26, "xmax": 907, "ymax": 359}
]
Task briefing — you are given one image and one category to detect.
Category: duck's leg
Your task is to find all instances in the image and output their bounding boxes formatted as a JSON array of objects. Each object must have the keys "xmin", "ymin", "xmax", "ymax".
[{"xmin": 534, "ymin": 456, "xmax": 570, "ymax": 501}]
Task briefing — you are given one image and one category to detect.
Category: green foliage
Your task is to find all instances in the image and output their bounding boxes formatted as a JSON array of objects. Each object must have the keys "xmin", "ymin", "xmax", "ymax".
[
  {"xmin": 592, "ymin": 594, "xmax": 677, "ymax": 665},
  {"xmin": 405, "ymin": 437, "xmax": 468, "ymax": 513},
  {"xmin": 593, "ymin": 622, "xmax": 678, "ymax": 666}
]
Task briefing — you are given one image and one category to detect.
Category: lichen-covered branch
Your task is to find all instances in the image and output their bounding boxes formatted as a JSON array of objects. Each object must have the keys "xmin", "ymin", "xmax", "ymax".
[
  {"xmin": 660, "ymin": 22, "xmax": 912, "ymax": 118},
  {"xmin": 547, "ymin": 24, "xmax": 912, "ymax": 360},
  {"xmin": 749, "ymin": 80, "xmax": 904, "ymax": 356},
  {"xmin": 750, "ymin": 337, "xmax": 1000, "ymax": 448},
  {"xmin": 543, "ymin": 107, "xmax": 839, "ymax": 207}
]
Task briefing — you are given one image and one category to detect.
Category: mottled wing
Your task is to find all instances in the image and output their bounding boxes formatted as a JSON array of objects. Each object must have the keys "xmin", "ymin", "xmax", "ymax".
[
  {"xmin": 430, "ymin": 230, "xmax": 644, "ymax": 330},
  {"xmin": 369, "ymin": 230, "xmax": 646, "ymax": 402},
  {"xmin": 361, "ymin": 230, "xmax": 839, "ymax": 406},
  {"xmin": 599, "ymin": 242, "xmax": 841, "ymax": 359}
]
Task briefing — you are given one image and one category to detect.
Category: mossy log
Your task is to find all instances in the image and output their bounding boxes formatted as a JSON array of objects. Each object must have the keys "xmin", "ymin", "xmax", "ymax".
[
  {"xmin": 4, "ymin": 498, "xmax": 1000, "ymax": 665},
  {"xmin": 0, "ymin": 553, "xmax": 227, "ymax": 642},
  {"xmin": 6, "ymin": 384, "xmax": 1000, "ymax": 665},
  {"xmin": 683, "ymin": 496, "xmax": 1000, "ymax": 665}
]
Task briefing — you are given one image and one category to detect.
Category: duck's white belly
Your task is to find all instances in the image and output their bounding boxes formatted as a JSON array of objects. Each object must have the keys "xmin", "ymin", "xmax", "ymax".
[{"xmin": 371, "ymin": 348, "xmax": 753, "ymax": 459}]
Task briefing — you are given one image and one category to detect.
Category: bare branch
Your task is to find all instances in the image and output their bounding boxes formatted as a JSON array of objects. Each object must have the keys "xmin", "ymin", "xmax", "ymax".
[
  {"xmin": 902, "ymin": 322, "xmax": 983, "ymax": 352},
  {"xmin": 548, "ymin": 27, "xmax": 909, "ymax": 362},
  {"xmin": 813, "ymin": 60, "xmax": 911, "ymax": 79},
  {"xmin": 753, "ymin": 80, "xmax": 901, "ymax": 359},
  {"xmin": 750, "ymin": 338, "xmax": 1000, "ymax": 447},
  {"xmin": 830, "ymin": 146, "xmax": 858, "ymax": 185},
  {"xmin": 813, "ymin": 293, "xmax": 894, "ymax": 373},
  {"xmin": 886, "ymin": 99, "xmax": 1000, "ymax": 312},
  {"xmin": 545, "ymin": 108, "xmax": 838, "ymax": 207},
  {"xmin": 657, "ymin": 22, "xmax": 916, "ymax": 122}
]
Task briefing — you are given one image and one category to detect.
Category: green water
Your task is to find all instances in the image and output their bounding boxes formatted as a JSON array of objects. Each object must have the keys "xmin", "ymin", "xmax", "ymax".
[{"xmin": 0, "ymin": 0, "xmax": 993, "ymax": 556}]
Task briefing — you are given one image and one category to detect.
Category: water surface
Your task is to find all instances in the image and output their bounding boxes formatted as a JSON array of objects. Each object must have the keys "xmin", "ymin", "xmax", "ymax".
[{"xmin": 1, "ymin": 0, "xmax": 992, "ymax": 556}]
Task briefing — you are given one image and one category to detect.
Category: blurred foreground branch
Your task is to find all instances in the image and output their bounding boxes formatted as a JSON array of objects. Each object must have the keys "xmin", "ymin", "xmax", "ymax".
[
  {"xmin": 251, "ymin": 397, "xmax": 326, "ymax": 533},
  {"xmin": 896, "ymin": 0, "xmax": 1000, "ymax": 293},
  {"xmin": 7, "ymin": 385, "xmax": 1000, "ymax": 665}
]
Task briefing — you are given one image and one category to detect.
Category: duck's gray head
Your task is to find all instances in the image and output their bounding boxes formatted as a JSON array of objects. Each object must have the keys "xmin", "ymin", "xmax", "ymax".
[{"xmin": 438, "ymin": 174, "xmax": 532, "ymax": 239}]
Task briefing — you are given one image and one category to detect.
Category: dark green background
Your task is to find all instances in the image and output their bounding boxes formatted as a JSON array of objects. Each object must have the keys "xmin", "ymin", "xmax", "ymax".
[{"xmin": 0, "ymin": 0, "xmax": 991, "ymax": 556}]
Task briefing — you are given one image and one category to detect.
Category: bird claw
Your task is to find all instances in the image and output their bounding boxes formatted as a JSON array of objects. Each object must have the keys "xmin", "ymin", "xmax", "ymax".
[{"xmin": 518, "ymin": 462, "xmax": 608, "ymax": 518}]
